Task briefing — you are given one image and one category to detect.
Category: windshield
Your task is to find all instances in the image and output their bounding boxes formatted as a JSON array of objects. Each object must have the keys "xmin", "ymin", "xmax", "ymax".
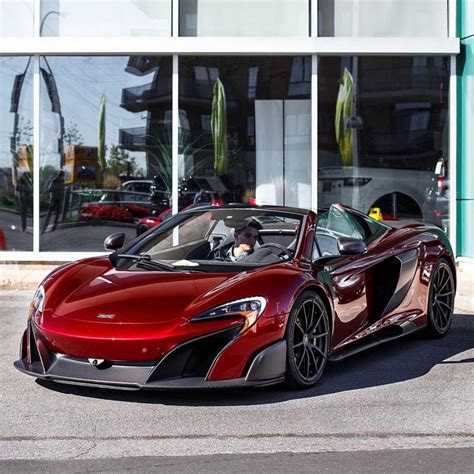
[{"xmin": 119, "ymin": 208, "xmax": 305, "ymax": 272}]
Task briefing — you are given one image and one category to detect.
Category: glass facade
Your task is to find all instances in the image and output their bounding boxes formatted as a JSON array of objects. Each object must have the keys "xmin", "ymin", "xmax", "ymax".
[
  {"xmin": 179, "ymin": 56, "xmax": 311, "ymax": 209},
  {"xmin": 0, "ymin": 57, "xmax": 33, "ymax": 251},
  {"xmin": 318, "ymin": 0, "xmax": 448, "ymax": 37},
  {"xmin": 318, "ymin": 56, "xmax": 450, "ymax": 230},
  {"xmin": 180, "ymin": 0, "xmax": 309, "ymax": 36},
  {"xmin": 40, "ymin": 0, "xmax": 172, "ymax": 37},
  {"xmin": 0, "ymin": 1, "xmax": 459, "ymax": 256},
  {"xmin": 39, "ymin": 56, "xmax": 171, "ymax": 251},
  {"xmin": 0, "ymin": 1, "xmax": 34, "ymax": 36}
]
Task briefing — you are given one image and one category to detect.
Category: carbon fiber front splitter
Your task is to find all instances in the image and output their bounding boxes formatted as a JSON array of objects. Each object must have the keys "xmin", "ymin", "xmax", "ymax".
[
  {"xmin": 13, "ymin": 358, "xmax": 284, "ymax": 391},
  {"xmin": 13, "ymin": 356, "xmax": 285, "ymax": 391}
]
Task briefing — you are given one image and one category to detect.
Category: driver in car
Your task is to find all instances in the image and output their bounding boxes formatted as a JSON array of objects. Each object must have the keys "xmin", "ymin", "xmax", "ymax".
[{"xmin": 225, "ymin": 221, "xmax": 261, "ymax": 262}]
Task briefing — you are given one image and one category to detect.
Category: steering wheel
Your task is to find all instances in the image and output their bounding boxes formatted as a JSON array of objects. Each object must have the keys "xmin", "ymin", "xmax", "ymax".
[
  {"xmin": 258, "ymin": 243, "xmax": 292, "ymax": 258},
  {"xmin": 207, "ymin": 242, "xmax": 231, "ymax": 260}
]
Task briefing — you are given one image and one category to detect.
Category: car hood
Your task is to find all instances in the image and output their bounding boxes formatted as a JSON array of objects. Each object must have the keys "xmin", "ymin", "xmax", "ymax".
[
  {"xmin": 45, "ymin": 259, "xmax": 235, "ymax": 326},
  {"xmin": 34, "ymin": 257, "xmax": 301, "ymax": 360}
]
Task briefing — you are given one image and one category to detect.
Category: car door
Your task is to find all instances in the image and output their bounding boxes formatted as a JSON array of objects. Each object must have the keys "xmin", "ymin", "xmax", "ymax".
[{"xmin": 312, "ymin": 204, "xmax": 390, "ymax": 348}]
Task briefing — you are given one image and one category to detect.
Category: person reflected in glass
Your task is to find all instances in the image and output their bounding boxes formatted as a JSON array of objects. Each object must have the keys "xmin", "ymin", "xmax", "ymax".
[
  {"xmin": 16, "ymin": 171, "xmax": 32, "ymax": 232},
  {"xmin": 41, "ymin": 170, "xmax": 65, "ymax": 233},
  {"xmin": 225, "ymin": 221, "xmax": 261, "ymax": 262}
]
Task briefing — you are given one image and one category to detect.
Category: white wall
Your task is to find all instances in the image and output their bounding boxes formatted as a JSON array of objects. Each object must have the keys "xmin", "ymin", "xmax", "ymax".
[
  {"xmin": 255, "ymin": 100, "xmax": 284, "ymax": 205},
  {"xmin": 255, "ymin": 99, "xmax": 311, "ymax": 208}
]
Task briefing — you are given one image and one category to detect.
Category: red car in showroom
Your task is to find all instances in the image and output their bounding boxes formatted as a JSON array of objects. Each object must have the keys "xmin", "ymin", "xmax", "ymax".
[{"xmin": 15, "ymin": 204, "xmax": 456, "ymax": 390}]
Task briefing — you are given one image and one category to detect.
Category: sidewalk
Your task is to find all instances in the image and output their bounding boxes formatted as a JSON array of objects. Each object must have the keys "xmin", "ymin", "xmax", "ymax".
[
  {"xmin": 0, "ymin": 262, "xmax": 62, "ymax": 290},
  {"xmin": 1, "ymin": 260, "xmax": 473, "ymax": 313}
]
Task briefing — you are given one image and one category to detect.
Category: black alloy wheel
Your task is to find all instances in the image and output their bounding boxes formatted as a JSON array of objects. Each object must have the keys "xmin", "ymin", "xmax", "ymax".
[
  {"xmin": 427, "ymin": 258, "xmax": 455, "ymax": 337},
  {"xmin": 285, "ymin": 291, "xmax": 331, "ymax": 389}
]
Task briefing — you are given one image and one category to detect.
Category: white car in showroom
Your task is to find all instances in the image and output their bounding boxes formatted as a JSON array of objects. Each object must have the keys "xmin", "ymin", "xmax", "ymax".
[{"xmin": 318, "ymin": 163, "xmax": 447, "ymax": 227}]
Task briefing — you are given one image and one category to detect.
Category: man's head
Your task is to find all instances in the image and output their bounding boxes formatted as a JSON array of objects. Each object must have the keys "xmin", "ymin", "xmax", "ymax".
[{"xmin": 233, "ymin": 221, "xmax": 261, "ymax": 254}]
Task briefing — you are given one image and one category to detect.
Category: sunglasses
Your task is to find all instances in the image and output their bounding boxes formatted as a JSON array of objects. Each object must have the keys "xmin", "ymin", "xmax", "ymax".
[{"xmin": 243, "ymin": 232, "xmax": 258, "ymax": 239}]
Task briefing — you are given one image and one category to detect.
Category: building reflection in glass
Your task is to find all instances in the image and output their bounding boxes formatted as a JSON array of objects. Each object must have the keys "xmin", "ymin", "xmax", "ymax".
[
  {"xmin": 179, "ymin": 56, "xmax": 312, "ymax": 209},
  {"xmin": 0, "ymin": 57, "xmax": 33, "ymax": 251},
  {"xmin": 39, "ymin": 56, "xmax": 172, "ymax": 251}
]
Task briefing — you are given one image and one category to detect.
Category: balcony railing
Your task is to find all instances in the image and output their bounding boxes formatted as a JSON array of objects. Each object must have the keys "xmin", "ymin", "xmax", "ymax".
[
  {"xmin": 119, "ymin": 126, "xmax": 173, "ymax": 151},
  {"xmin": 119, "ymin": 127, "xmax": 148, "ymax": 149},
  {"xmin": 121, "ymin": 79, "xmax": 172, "ymax": 111},
  {"xmin": 125, "ymin": 56, "xmax": 162, "ymax": 76}
]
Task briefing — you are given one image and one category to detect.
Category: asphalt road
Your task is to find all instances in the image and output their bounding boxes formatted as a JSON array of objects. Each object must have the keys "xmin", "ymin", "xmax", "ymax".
[
  {"xmin": 1, "ymin": 448, "xmax": 474, "ymax": 473},
  {"xmin": 1, "ymin": 290, "xmax": 473, "ymax": 471}
]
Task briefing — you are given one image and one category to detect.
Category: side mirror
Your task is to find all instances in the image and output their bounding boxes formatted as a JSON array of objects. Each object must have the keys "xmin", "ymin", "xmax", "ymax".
[
  {"xmin": 337, "ymin": 237, "xmax": 367, "ymax": 256},
  {"xmin": 104, "ymin": 232, "xmax": 125, "ymax": 251}
]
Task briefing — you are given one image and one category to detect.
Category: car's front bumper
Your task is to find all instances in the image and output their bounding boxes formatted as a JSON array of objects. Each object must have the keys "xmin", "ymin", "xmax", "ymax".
[{"xmin": 14, "ymin": 321, "xmax": 287, "ymax": 391}]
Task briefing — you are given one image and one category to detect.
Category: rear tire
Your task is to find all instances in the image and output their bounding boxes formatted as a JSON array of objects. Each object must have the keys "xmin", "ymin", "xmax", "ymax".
[
  {"xmin": 285, "ymin": 291, "xmax": 331, "ymax": 390},
  {"xmin": 426, "ymin": 258, "xmax": 455, "ymax": 338}
]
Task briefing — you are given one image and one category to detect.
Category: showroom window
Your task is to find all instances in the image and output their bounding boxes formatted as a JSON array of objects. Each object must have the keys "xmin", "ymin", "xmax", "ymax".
[
  {"xmin": 318, "ymin": 56, "xmax": 450, "ymax": 231},
  {"xmin": 0, "ymin": 57, "xmax": 33, "ymax": 251},
  {"xmin": 40, "ymin": 0, "xmax": 172, "ymax": 37},
  {"xmin": 179, "ymin": 56, "xmax": 311, "ymax": 209},
  {"xmin": 39, "ymin": 56, "xmax": 172, "ymax": 252},
  {"xmin": 318, "ymin": 0, "xmax": 449, "ymax": 37}
]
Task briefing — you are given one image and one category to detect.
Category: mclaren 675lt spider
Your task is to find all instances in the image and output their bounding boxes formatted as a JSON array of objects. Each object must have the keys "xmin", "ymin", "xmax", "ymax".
[{"xmin": 15, "ymin": 204, "xmax": 456, "ymax": 391}]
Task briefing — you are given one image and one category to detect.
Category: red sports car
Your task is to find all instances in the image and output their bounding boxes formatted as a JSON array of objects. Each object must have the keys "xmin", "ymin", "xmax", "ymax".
[{"xmin": 15, "ymin": 204, "xmax": 456, "ymax": 390}]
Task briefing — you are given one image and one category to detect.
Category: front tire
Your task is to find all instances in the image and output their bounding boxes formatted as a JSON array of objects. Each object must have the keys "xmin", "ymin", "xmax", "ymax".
[
  {"xmin": 285, "ymin": 291, "xmax": 331, "ymax": 389},
  {"xmin": 426, "ymin": 258, "xmax": 455, "ymax": 337}
]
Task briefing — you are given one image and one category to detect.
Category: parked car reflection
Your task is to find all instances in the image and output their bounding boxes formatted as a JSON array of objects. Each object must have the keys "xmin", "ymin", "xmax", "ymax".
[
  {"xmin": 136, "ymin": 198, "xmax": 224, "ymax": 235},
  {"xmin": 79, "ymin": 189, "xmax": 153, "ymax": 222}
]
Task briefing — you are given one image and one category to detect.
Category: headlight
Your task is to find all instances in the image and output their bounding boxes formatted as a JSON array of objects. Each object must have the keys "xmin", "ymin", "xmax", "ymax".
[
  {"xmin": 28, "ymin": 285, "xmax": 45, "ymax": 319},
  {"xmin": 190, "ymin": 297, "xmax": 267, "ymax": 330}
]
